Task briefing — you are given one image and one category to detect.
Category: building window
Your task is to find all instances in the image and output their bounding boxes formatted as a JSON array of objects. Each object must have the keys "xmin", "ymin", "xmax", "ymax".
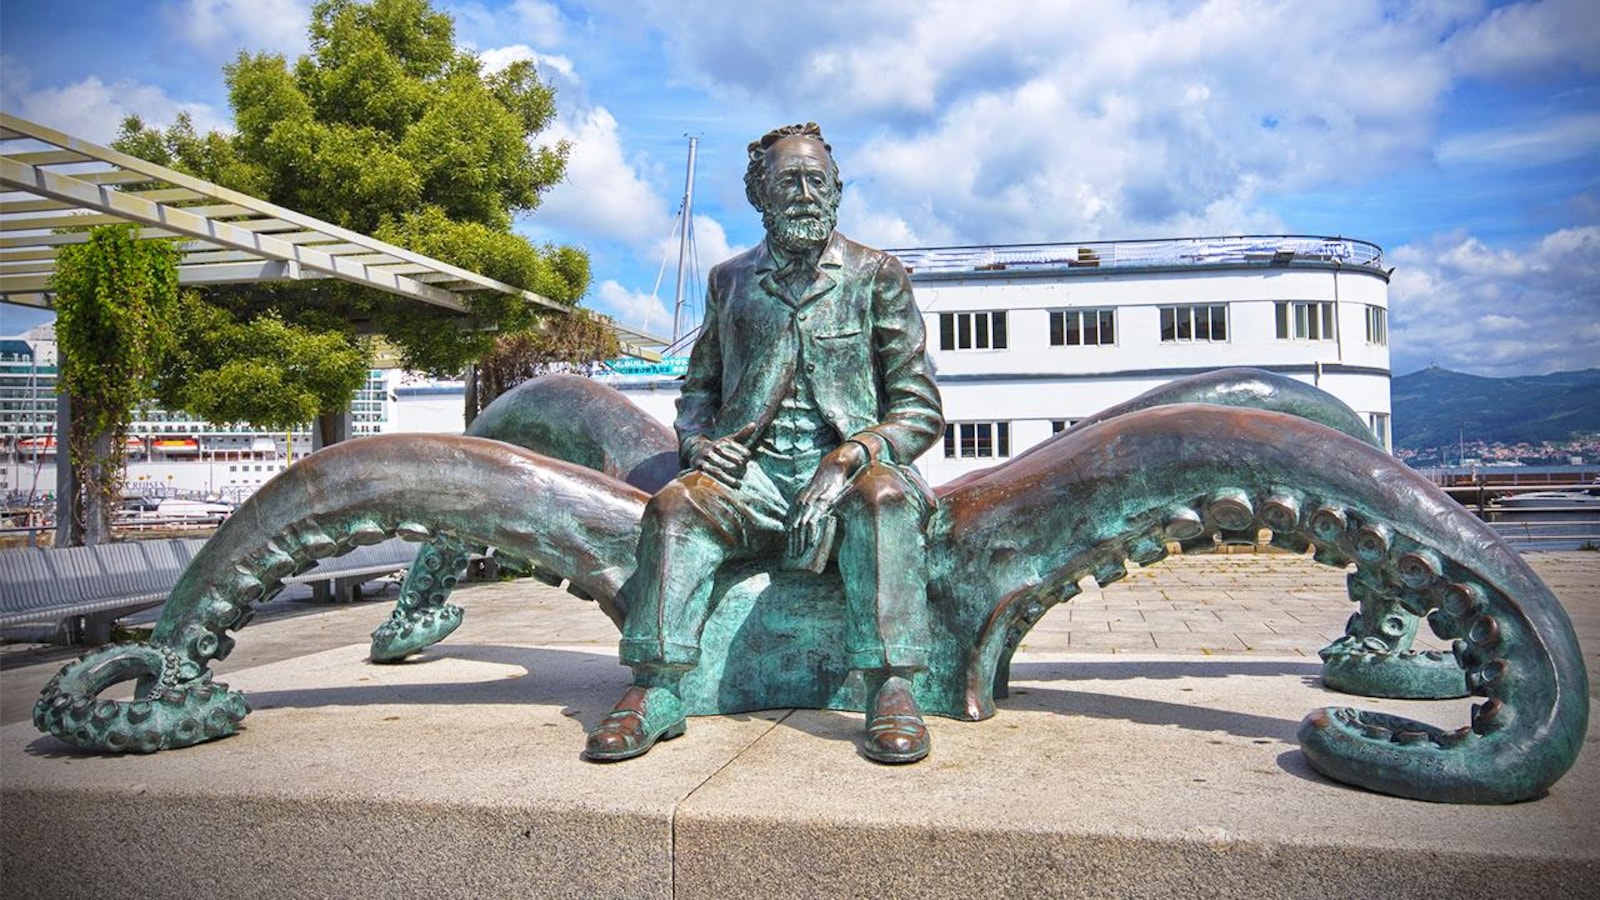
[
  {"xmin": 939, "ymin": 311, "xmax": 1008, "ymax": 351},
  {"xmin": 1160, "ymin": 304, "xmax": 1228, "ymax": 342},
  {"xmin": 1050, "ymin": 419, "xmax": 1082, "ymax": 434},
  {"xmin": 1365, "ymin": 305, "xmax": 1388, "ymax": 345},
  {"xmin": 943, "ymin": 421, "xmax": 1012, "ymax": 459},
  {"xmin": 1049, "ymin": 309, "xmax": 1115, "ymax": 346},
  {"xmin": 1275, "ymin": 301, "xmax": 1336, "ymax": 341}
]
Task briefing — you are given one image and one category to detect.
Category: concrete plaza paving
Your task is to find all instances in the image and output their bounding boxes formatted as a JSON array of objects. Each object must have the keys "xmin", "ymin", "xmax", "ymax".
[{"xmin": 2, "ymin": 549, "xmax": 1597, "ymax": 897}]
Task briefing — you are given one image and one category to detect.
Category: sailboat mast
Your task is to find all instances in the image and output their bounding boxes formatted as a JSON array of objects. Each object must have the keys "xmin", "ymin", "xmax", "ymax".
[{"xmin": 671, "ymin": 135, "xmax": 699, "ymax": 343}]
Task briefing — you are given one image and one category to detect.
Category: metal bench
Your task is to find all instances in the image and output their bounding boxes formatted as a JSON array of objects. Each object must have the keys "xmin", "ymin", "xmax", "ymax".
[
  {"xmin": 0, "ymin": 538, "xmax": 418, "ymax": 644},
  {"xmin": 280, "ymin": 538, "xmax": 420, "ymax": 603}
]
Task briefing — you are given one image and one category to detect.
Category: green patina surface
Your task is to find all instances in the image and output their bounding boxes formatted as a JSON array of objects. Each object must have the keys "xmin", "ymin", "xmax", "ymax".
[
  {"xmin": 25, "ymin": 114, "xmax": 1589, "ymax": 804},
  {"xmin": 31, "ymin": 373, "xmax": 1591, "ymax": 802}
]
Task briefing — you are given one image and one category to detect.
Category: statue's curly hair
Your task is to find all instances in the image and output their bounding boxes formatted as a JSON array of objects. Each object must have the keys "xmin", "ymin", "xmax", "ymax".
[{"xmin": 744, "ymin": 122, "xmax": 841, "ymax": 212}]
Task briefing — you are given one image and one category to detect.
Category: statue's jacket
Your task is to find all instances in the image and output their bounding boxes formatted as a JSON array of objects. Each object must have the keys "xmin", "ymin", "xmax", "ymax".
[{"xmin": 676, "ymin": 231, "xmax": 944, "ymax": 467}]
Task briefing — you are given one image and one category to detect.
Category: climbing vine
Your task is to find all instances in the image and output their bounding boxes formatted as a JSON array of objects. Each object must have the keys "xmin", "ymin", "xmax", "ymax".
[{"xmin": 51, "ymin": 224, "xmax": 182, "ymax": 543}]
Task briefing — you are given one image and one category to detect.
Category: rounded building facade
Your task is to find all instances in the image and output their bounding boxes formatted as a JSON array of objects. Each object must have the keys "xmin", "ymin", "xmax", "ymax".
[{"xmin": 613, "ymin": 234, "xmax": 1392, "ymax": 487}]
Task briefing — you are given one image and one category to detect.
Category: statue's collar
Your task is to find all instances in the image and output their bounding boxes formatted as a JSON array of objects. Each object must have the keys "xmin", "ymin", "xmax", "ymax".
[
  {"xmin": 758, "ymin": 232, "xmax": 845, "ymax": 275},
  {"xmin": 757, "ymin": 233, "xmax": 845, "ymax": 309}
]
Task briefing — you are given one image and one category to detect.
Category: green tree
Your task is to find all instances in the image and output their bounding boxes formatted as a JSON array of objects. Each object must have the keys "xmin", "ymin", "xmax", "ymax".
[
  {"xmin": 475, "ymin": 311, "xmax": 621, "ymax": 418},
  {"xmin": 113, "ymin": 0, "xmax": 594, "ymax": 435},
  {"xmin": 157, "ymin": 295, "xmax": 371, "ymax": 430},
  {"xmin": 51, "ymin": 225, "xmax": 182, "ymax": 545}
]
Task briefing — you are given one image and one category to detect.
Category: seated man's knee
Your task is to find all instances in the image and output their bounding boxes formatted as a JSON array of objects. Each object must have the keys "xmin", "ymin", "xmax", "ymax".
[
  {"xmin": 846, "ymin": 464, "xmax": 913, "ymax": 512},
  {"xmin": 645, "ymin": 475, "xmax": 714, "ymax": 525}
]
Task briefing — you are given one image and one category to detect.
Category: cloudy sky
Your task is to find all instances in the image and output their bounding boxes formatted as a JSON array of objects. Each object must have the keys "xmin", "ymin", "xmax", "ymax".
[{"xmin": 2, "ymin": 0, "xmax": 1597, "ymax": 377}]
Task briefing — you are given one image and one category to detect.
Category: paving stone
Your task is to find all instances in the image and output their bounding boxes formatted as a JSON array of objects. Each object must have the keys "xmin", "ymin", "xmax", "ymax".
[
  {"xmin": 1068, "ymin": 629, "xmax": 1157, "ymax": 650},
  {"xmin": 1149, "ymin": 631, "xmax": 1249, "ymax": 652},
  {"xmin": 4, "ymin": 550, "xmax": 1596, "ymax": 897}
]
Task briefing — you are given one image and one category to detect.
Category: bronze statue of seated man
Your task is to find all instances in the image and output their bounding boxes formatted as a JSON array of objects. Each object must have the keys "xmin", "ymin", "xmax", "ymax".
[{"xmin": 583, "ymin": 123, "xmax": 945, "ymax": 764}]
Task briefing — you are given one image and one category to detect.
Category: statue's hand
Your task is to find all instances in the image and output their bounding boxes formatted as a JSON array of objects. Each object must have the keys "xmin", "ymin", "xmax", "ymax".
[
  {"xmin": 787, "ymin": 441, "xmax": 868, "ymax": 560},
  {"xmin": 690, "ymin": 422, "xmax": 759, "ymax": 488}
]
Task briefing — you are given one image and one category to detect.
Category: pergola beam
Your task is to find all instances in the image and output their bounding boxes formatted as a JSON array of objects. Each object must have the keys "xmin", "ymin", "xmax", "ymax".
[
  {"xmin": 0, "ymin": 112, "xmax": 667, "ymax": 359},
  {"xmin": 2, "ymin": 156, "xmax": 468, "ymax": 312}
]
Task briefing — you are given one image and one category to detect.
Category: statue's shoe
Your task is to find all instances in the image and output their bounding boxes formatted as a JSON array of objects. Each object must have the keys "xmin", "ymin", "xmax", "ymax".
[
  {"xmin": 864, "ymin": 713, "xmax": 930, "ymax": 763},
  {"xmin": 582, "ymin": 685, "xmax": 686, "ymax": 762},
  {"xmin": 863, "ymin": 675, "xmax": 930, "ymax": 764}
]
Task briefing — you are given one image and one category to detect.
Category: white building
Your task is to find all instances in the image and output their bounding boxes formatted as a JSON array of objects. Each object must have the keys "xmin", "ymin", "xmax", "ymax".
[
  {"xmin": 611, "ymin": 235, "xmax": 1393, "ymax": 486},
  {"xmin": 4, "ymin": 235, "xmax": 1392, "ymax": 497}
]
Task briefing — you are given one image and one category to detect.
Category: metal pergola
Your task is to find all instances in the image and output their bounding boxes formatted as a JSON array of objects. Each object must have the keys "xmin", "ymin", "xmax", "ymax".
[{"xmin": 0, "ymin": 112, "xmax": 664, "ymax": 358}]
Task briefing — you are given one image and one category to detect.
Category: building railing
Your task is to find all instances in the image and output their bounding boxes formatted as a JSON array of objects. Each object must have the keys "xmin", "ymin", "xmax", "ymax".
[{"xmin": 888, "ymin": 235, "xmax": 1384, "ymax": 276}]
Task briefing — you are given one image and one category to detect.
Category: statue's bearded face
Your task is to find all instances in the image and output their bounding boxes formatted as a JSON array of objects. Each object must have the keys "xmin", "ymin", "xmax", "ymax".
[{"xmin": 759, "ymin": 136, "xmax": 840, "ymax": 254}]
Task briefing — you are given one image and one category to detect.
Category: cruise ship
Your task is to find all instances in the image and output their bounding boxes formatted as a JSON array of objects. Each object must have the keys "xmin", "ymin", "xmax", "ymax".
[
  {"xmin": 3, "ymin": 234, "xmax": 1392, "ymax": 501},
  {"xmin": 1, "ymin": 329, "xmax": 397, "ymax": 504}
]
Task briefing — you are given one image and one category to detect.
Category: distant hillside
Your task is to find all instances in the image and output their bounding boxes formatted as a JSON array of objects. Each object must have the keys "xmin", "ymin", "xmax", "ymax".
[{"xmin": 1391, "ymin": 367, "xmax": 1600, "ymax": 451}]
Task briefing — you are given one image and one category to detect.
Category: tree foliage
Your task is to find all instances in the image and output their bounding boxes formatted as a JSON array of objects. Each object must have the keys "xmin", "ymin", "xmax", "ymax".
[
  {"xmin": 156, "ymin": 295, "xmax": 371, "ymax": 430},
  {"xmin": 374, "ymin": 205, "xmax": 590, "ymax": 371},
  {"xmin": 475, "ymin": 312, "xmax": 622, "ymax": 417},
  {"xmin": 111, "ymin": 0, "xmax": 592, "ymax": 414},
  {"xmin": 112, "ymin": 112, "xmax": 265, "ymax": 195},
  {"xmin": 224, "ymin": 0, "xmax": 564, "ymax": 236},
  {"xmin": 51, "ymin": 224, "xmax": 182, "ymax": 543}
]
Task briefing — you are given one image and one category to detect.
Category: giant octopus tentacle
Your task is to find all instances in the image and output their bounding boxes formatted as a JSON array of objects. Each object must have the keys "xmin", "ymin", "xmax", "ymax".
[
  {"xmin": 935, "ymin": 404, "xmax": 1586, "ymax": 804},
  {"xmin": 942, "ymin": 367, "xmax": 1465, "ymax": 700},
  {"xmin": 372, "ymin": 374, "xmax": 677, "ymax": 661},
  {"xmin": 464, "ymin": 373, "xmax": 680, "ymax": 492},
  {"xmin": 34, "ymin": 434, "xmax": 646, "ymax": 753}
]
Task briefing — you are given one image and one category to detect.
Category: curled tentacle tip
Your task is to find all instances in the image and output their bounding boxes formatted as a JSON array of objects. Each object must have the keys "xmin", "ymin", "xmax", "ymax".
[{"xmin": 31, "ymin": 643, "xmax": 249, "ymax": 753}]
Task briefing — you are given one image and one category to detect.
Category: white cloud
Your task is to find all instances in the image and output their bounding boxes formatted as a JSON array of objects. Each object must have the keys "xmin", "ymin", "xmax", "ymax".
[
  {"xmin": 0, "ymin": 58, "xmax": 225, "ymax": 144},
  {"xmin": 479, "ymin": 44, "xmax": 536, "ymax": 74},
  {"xmin": 589, "ymin": 216, "xmax": 744, "ymax": 333},
  {"xmin": 1447, "ymin": 0, "xmax": 1600, "ymax": 78},
  {"xmin": 478, "ymin": 43, "xmax": 577, "ymax": 82},
  {"xmin": 1389, "ymin": 226, "xmax": 1600, "ymax": 376},
  {"xmin": 837, "ymin": 192, "xmax": 927, "ymax": 250},
  {"xmin": 594, "ymin": 279, "xmax": 672, "ymax": 335},
  {"xmin": 650, "ymin": 214, "xmax": 744, "ymax": 280},
  {"xmin": 534, "ymin": 104, "xmax": 746, "ymax": 268},
  {"xmin": 163, "ymin": 0, "xmax": 310, "ymax": 58},
  {"xmin": 1436, "ymin": 111, "xmax": 1600, "ymax": 168},
  {"xmin": 446, "ymin": 0, "xmax": 565, "ymax": 51},
  {"xmin": 538, "ymin": 105, "xmax": 671, "ymax": 246},
  {"xmin": 509, "ymin": 0, "xmax": 566, "ymax": 45},
  {"xmin": 632, "ymin": 0, "xmax": 1457, "ymax": 243}
]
